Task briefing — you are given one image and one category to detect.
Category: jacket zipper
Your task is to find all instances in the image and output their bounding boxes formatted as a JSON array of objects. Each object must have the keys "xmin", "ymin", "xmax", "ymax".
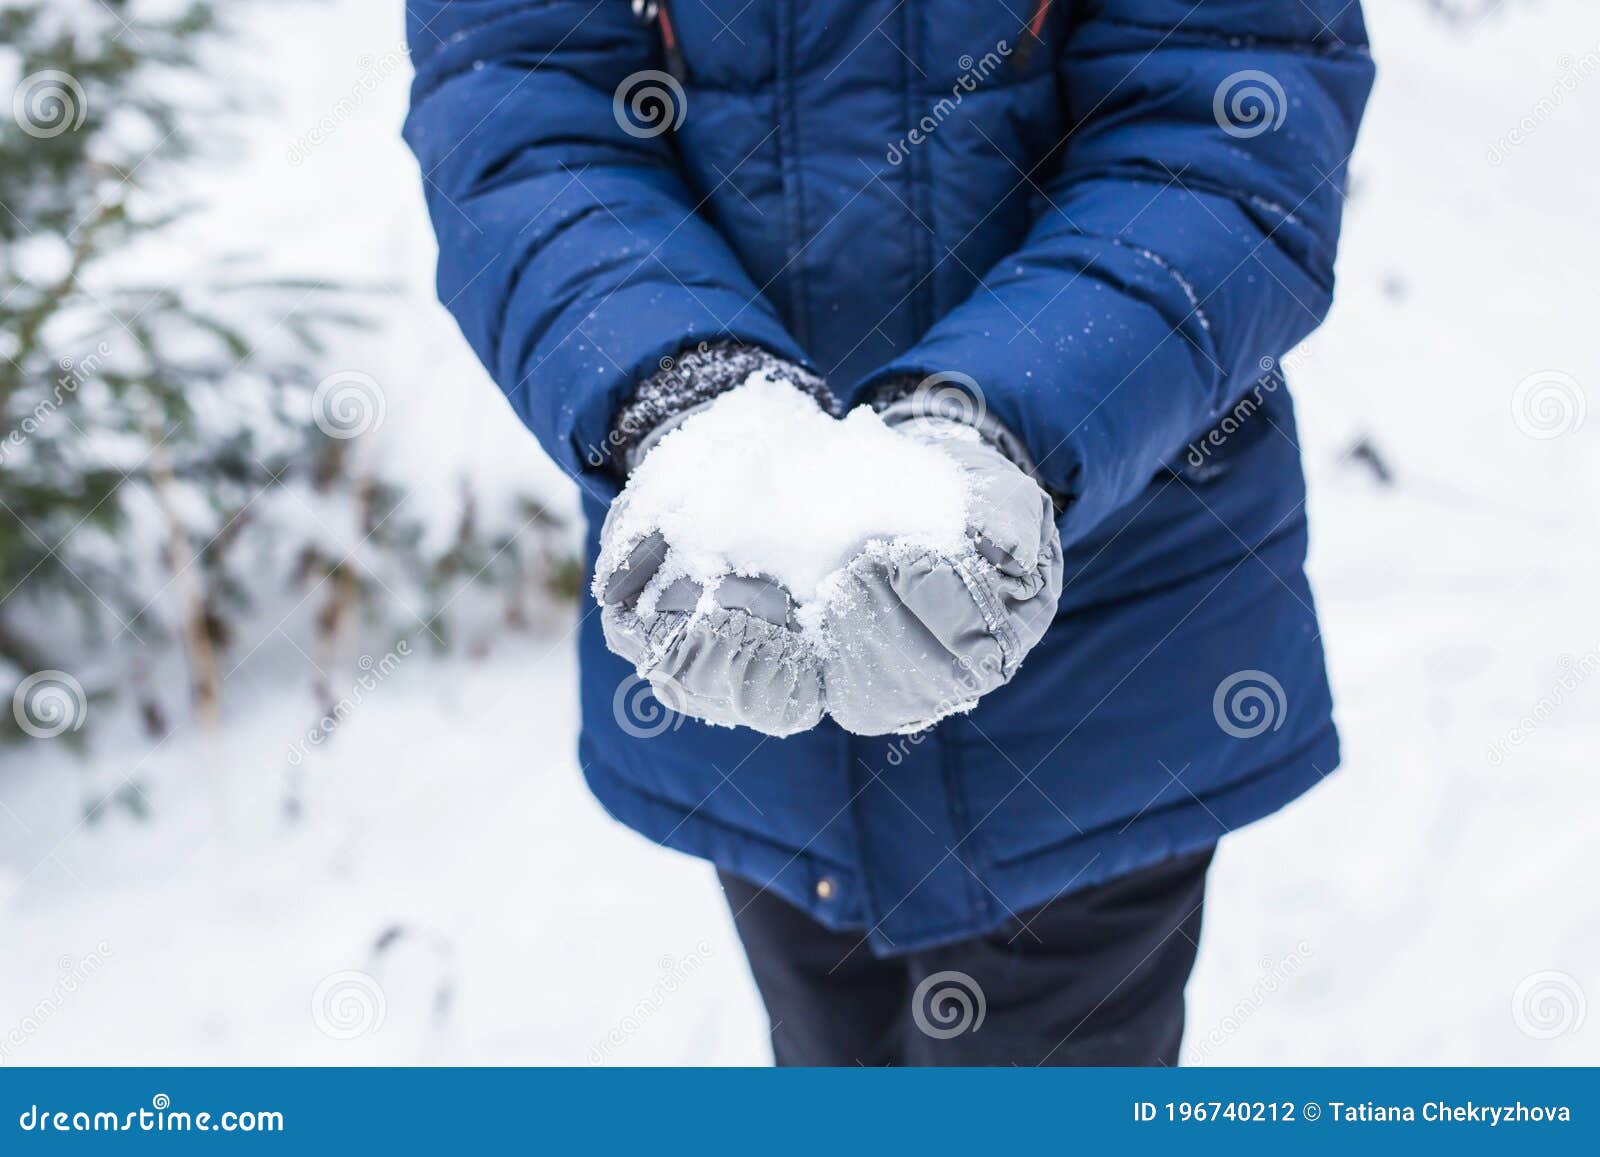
[
  {"xmin": 1013, "ymin": 0, "xmax": 1054, "ymax": 70},
  {"xmin": 1028, "ymin": 0, "xmax": 1055, "ymax": 39},
  {"xmin": 635, "ymin": 2, "xmax": 1047, "ymax": 80},
  {"xmin": 632, "ymin": 0, "xmax": 688, "ymax": 81}
]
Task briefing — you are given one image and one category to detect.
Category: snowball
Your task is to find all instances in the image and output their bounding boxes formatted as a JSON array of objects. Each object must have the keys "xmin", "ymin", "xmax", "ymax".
[{"xmin": 610, "ymin": 372, "xmax": 970, "ymax": 614}]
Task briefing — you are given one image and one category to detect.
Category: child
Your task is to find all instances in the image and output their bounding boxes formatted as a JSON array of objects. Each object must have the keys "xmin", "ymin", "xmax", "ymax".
[{"xmin": 405, "ymin": 0, "xmax": 1373, "ymax": 1065}]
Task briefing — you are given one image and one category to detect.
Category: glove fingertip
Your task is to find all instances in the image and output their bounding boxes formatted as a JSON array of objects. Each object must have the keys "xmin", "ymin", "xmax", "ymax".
[{"xmin": 602, "ymin": 531, "xmax": 669, "ymax": 606}]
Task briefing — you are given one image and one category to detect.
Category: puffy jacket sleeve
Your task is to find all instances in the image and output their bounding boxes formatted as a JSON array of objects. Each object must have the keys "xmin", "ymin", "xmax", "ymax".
[
  {"xmin": 403, "ymin": 0, "xmax": 810, "ymax": 476},
  {"xmin": 857, "ymin": 0, "xmax": 1375, "ymax": 542}
]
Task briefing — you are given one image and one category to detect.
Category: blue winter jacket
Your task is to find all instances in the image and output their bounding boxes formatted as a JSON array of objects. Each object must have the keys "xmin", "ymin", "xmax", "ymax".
[{"xmin": 404, "ymin": 0, "xmax": 1374, "ymax": 954}]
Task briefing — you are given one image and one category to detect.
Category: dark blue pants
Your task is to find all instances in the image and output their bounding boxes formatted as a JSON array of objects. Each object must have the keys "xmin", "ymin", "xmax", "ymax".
[{"xmin": 720, "ymin": 847, "xmax": 1214, "ymax": 1066}]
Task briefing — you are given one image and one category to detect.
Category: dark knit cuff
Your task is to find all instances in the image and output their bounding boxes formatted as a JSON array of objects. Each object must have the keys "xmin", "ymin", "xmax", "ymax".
[
  {"xmin": 872, "ymin": 373, "xmax": 1064, "ymax": 508},
  {"xmin": 609, "ymin": 342, "xmax": 834, "ymax": 473}
]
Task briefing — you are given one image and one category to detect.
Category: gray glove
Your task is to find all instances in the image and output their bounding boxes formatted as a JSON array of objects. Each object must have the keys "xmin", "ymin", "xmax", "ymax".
[
  {"xmin": 594, "ymin": 347, "xmax": 830, "ymax": 737},
  {"xmin": 818, "ymin": 402, "xmax": 1064, "ymax": 736},
  {"xmin": 595, "ymin": 349, "xmax": 1060, "ymax": 739},
  {"xmin": 596, "ymin": 522, "xmax": 826, "ymax": 738}
]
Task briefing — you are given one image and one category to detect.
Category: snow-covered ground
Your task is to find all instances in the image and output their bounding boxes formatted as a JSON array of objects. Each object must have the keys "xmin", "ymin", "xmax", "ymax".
[{"xmin": 2, "ymin": 0, "xmax": 1598, "ymax": 1064}]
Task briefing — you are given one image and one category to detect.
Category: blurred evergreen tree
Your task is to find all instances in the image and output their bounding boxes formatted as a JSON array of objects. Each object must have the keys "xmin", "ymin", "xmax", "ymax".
[{"xmin": 0, "ymin": 1, "xmax": 575, "ymax": 751}]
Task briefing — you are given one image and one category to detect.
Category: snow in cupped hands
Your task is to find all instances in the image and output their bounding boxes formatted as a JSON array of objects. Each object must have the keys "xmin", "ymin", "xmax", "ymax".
[{"xmin": 600, "ymin": 372, "xmax": 973, "ymax": 638}]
